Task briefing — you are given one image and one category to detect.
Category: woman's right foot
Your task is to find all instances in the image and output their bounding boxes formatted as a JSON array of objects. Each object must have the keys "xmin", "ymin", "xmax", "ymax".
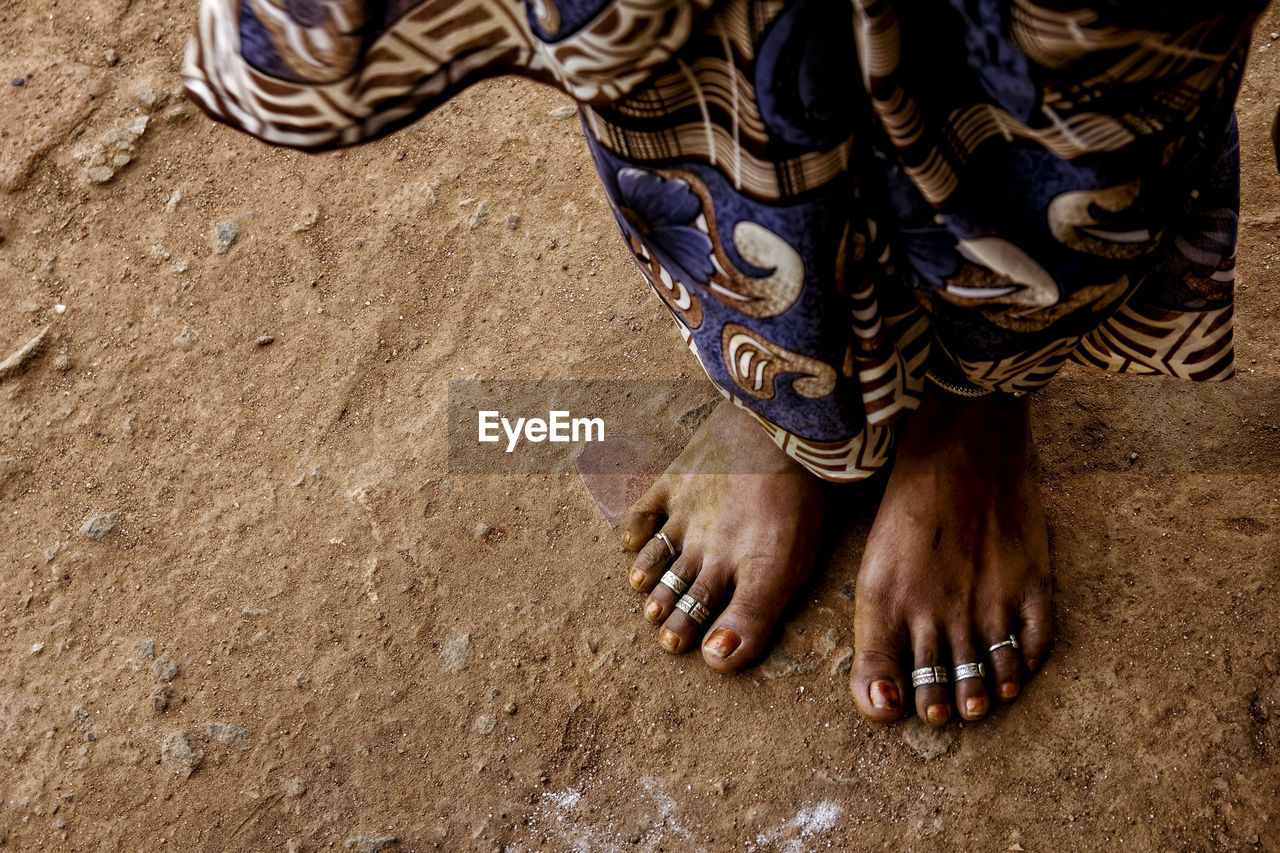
[
  {"xmin": 621, "ymin": 401, "xmax": 826, "ymax": 672},
  {"xmin": 850, "ymin": 388, "xmax": 1054, "ymax": 725}
]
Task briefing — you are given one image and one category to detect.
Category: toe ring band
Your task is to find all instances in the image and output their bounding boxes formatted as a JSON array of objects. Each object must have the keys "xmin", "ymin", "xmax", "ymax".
[
  {"xmin": 674, "ymin": 594, "xmax": 711, "ymax": 626},
  {"xmin": 953, "ymin": 662, "xmax": 986, "ymax": 681},
  {"xmin": 654, "ymin": 531, "xmax": 676, "ymax": 558},
  {"xmin": 658, "ymin": 570, "xmax": 688, "ymax": 596},
  {"xmin": 910, "ymin": 666, "xmax": 949, "ymax": 688},
  {"xmin": 987, "ymin": 635, "xmax": 1020, "ymax": 654}
]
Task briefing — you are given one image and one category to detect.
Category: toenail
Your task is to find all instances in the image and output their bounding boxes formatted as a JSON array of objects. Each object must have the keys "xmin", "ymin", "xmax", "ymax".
[
  {"xmin": 658, "ymin": 629, "xmax": 679, "ymax": 652},
  {"xmin": 644, "ymin": 600, "xmax": 662, "ymax": 623},
  {"xmin": 964, "ymin": 697, "xmax": 986, "ymax": 717},
  {"xmin": 630, "ymin": 569, "xmax": 646, "ymax": 589},
  {"xmin": 1000, "ymin": 682, "xmax": 1018, "ymax": 700},
  {"xmin": 703, "ymin": 628, "xmax": 740, "ymax": 659},
  {"xmin": 622, "ymin": 532, "xmax": 632, "ymax": 547},
  {"xmin": 926, "ymin": 704, "xmax": 950, "ymax": 725},
  {"xmin": 870, "ymin": 680, "xmax": 900, "ymax": 711},
  {"xmin": 1025, "ymin": 658, "xmax": 1039, "ymax": 671}
]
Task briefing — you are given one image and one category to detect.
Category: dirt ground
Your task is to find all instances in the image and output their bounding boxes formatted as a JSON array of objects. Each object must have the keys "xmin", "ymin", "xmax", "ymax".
[{"xmin": 3, "ymin": 2, "xmax": 1280, "ymax": 850}]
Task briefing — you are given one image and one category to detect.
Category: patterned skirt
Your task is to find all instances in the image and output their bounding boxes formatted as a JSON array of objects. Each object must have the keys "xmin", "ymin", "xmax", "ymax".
[{"xmin": 184, "ymin": 0, "xmax": 1264, "ymax": 481}]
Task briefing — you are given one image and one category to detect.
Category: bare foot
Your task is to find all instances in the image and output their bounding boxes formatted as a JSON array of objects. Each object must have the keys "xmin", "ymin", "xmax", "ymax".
[
  {"xmin": 850, "ymin": 388, "xmax": 1053, "ymax": 725},
  {"xmin": 621, "ymin": 402, "xmax": 824, "ymax": 671}
]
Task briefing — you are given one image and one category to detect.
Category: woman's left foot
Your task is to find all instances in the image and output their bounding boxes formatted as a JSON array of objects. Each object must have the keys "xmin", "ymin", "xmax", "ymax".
[{"xmin": 850, "ymin": 388, "xmax": 1054, "ymax": 725}]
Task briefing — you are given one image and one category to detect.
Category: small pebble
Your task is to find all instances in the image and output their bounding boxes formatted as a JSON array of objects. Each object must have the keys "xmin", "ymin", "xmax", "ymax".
[
  {"xmin": 503, "ymin": 702, "xmax": 517, "ymax": 715},
  {"xmin": 153, "ymin": 656, "xmax": 179, "ymax": 682},
  {"xmin": 161, "ymin": 732, "xmax": 201, "ymax": 778},
  {"xmin": 153, "ymin": 685, "xmax": 172, "ymax": 712},
  {"xmin": 213, "ymin": 219, "xmax": 241, "ymax": 254},
  {"xmin": 54, "ymin": 355, "xmax": 72, "ymax": 371},
  {"xmin": 255, "ymin": 335, "xmax": 274, "ymax": 347},
  {"xmin": 284, "ymin": 777, "xmax": 307, "ymax": 797},
  {"xmin": 12, "ymin": 78, "xmax": 25, "ymax": 87},
  {"xmin": 80, "ymin": 512, "xmax": 120, "ymax": 541},
  {"xmin": 345, "ymin": 835, "xmax": 398, "ymax": 853},
  {"xmin": 104, "ymin": 48, "xmax": 119, "ymax": 65},
  {"xmin": 136, "ymin": 638, "xmax": 155, "ymax": 659},
  {"xmin": 475, "ymin": 715, "xmax": 496, "ymax": 735},
  {"xmin": 474, "ymin": 522, "xmax": 490, "ymax": 540},
  {"xmin": 31, "ymin": 642, "xmax": 45, "ymax": 655},
  {"xmin": 829, "ymin": 647, "xmax": 854, "ymax": 677},
  {"xmin": 441, "ymin": 630, "xmax": 472, "ymax": 672},
  {"xmin": 207, "ymin": 722, "xmax": 253, "ymax": 750},
  {"xmin": 758, "ymin": 648, "xmax": 810, "ymax": 679},
  {"xmin": 292, "ymin": 208, "xmax": 320, "ymax": 232},
  {"xmin": 505, "ymin": 214, "xmax": 520, "ymax": 230},
  {"xmin": 135, "ymin": 82, "xmax": 167, "ymax": 108},
  {"xmin": 88, "ymin": 166, "xmax": 115, "ymax": 184},
  {"xmin": 469, "ymin": 200, "xmax": 490, "ymax": 230},
  {"xmin": 900, "ymin": 717, "xmax": 955, "ymax": 760},
  {"xmin": 172, "ymin": 325, "xmax": 198, "ymax": 350},
  {"xmin": 549, "ymin": 105, "xmax": 576, "ymax": 119}
]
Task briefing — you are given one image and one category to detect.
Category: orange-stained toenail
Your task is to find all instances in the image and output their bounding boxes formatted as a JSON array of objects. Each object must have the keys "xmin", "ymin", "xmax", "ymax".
[
  {"xmin": 630, "ymin": 569, "xmax": 646, "ymax": 589},
  {"xmin": 658, "ymin": 628, "xmax": 679, "ymax": 652},
  {"xmin": 926, "ymin": 704, "xmax": 950, "ymax": 725},
  {"xmin": 703, "ymin": 628, "xmax": 740, "ymax": 659},
  {"xmin": 644, "ymin": 600, "xmax": 662, "ymax": 623},
  {"xmin": 870, "ymin": 680, "xmax": 900, "ymax": 711},
  {"xmin": 964, "ymin": 697, "xmax": 986, "ymax": 717},
  {"xmin": 1000, "ymin": 681, "xmax": 1018, "ymax": 700},
  {"xmin": 622, "ymin": 531, "xmax": 632, "ymax": 548}
]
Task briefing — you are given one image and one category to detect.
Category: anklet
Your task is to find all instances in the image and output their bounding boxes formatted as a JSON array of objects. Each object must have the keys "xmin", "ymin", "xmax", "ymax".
[{"xmin": 925, "ymin": 368, "xmax": 994, "ymax": 399}]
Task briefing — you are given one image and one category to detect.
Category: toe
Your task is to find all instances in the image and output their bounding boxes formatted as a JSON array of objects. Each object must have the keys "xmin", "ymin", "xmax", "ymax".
[
  {"xmin": 700, "ymin": 560, "xmax": 802, "ymax": 672},
  {"xmin": 1018, "ymin": 591, "xmax": 1054, "ymax": 673},
  {"xmin": 621, "ymin": 480, "xmax": 668, "ymax": 552},
  {"xmin": 628, "ymin": 529, "xmax": 678, "ymax": 592},
  {"xmin": 910, "ymin": 625, "xmax": 952, "ymax": 726},
  {"xmin": 981, "ymin": 619, "xmax": 1023, "ymax": 702},
  {"xmin": 851, "ymin": 606, "xmax": 908, "ymax": 722},
  {"xmin": 947, "ymin": 630, "xmax": 990, "ymax": 721},
  {"xmin": 657, "ymin": 563, "xmax": 728, "ymax": 655},
  {"xmin": 644, "ymin": 557, "xmax": 697, "ymax": 628}
]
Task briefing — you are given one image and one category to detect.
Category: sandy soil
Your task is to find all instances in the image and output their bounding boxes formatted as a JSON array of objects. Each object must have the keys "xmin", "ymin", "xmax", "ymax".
[{"xmin": 2, "ymin": 2, "xmax": 1280, "ymax": 850}]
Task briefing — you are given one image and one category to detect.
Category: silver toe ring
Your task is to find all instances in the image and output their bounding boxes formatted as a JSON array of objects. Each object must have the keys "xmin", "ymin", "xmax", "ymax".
[
  {"xmin": 674, "ymin": 594, "xmax": 712, "ymax": 626},
  {"xmin": 911, "ymin": 666, "xmax": 949, "ymax": 688},
  {"xmin": 987, "ymin": 635, "xmax": 1020, "ymax": 654},
  {"xmin": 658, "ymin": 570, "xmax": 688, "ymax": 597}
]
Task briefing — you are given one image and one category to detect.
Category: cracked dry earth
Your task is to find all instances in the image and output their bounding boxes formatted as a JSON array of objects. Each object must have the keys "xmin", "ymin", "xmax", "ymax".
[{"xmin": 2, "ymin": 1, "xmax": 1280, "ymax": 850}]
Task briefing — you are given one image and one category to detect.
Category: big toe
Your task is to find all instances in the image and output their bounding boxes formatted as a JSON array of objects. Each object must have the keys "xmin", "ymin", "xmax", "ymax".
[
  {"xmin": 701, "ymin": 561, "xmax": 802, "ymax": 672},
  {"xmin": 851, "ymin": 611, "xmax": 907, "ymax": 721}
]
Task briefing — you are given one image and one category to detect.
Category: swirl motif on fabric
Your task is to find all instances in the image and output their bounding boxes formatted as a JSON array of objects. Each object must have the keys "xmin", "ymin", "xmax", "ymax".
[{"xmin": 721, "ymin": 324, "xmax": 837, "ymax": 401}]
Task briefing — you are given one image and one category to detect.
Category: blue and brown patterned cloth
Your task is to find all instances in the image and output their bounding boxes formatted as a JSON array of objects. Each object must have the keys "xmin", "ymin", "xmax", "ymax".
[{"xmin": 185, "ymin": 0, "xmax": 1264, "ymax": 480}]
